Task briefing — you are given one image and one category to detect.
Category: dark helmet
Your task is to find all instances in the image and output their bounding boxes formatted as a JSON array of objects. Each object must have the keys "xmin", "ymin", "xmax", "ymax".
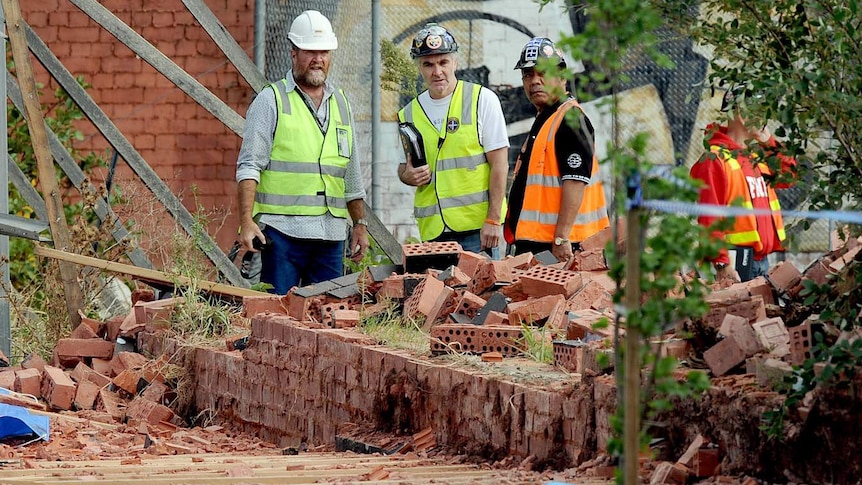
[
  {"xmin": 514, "ymin": 37, "xmax": 567, "ymax": 70},
  {"xmin": 410, "ymin": 23, "xmax": 459, "ymax": 59}
]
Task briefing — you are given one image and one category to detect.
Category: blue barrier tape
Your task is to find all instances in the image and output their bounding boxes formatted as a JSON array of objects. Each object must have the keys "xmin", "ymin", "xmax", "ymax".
[{"xmin": 641, "ymin": 200, "xmax": 862, "ymax": 225}]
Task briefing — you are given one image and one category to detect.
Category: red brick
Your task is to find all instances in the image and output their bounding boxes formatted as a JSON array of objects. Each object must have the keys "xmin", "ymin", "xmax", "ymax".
[
  {"xmin": 693, "ymin": 448, "xmax": 719, "ymax": 477},
  {"xmin": 508, "ymin": 294, "xmax": 565, "ymax": 326},
  {"xmin": 105, "ymin": 315, "xmax": 124, "ymax": 342},
  {"xmin": 242, "ymin": 294, "xmax": 287, "ymax": 317},
  {"xmin": 580, "ymin": 226, "xmax": 613, "ymax": 252},
  {"xmin": 113, "ymin": 368, "xmax": 144, "ymax": 395},
  {"xmin": 140, "ymin": 298, "xmax": 183, "ymax": 332},
  {"xmin": 430, "ymin": 324, "xmax": 524, "ymax": 356},
  {"xmin": 91, "ymin": 358, "xmax": 114, "ymax": 377},
  {"xmin": 703, "ymin": 335, "xmax": 746, "ymax": 376},
  {"xmin": 484, "ymin": 311, "xmax": 509, "ymax": 326},
  {"xmin": 651, "ymin": 461, "xmax": 689, "ymax": 485},
  {"xmin": 457, "ymin": 251, "xmax": 488, "ymax": 280},
  {"xmin": 650, "ymin": 337, "xmax": 690, "ymax": 360},
  {"xmin": 439, "ymin": 265, "xmax": 472, "ymax": 287},
  {"xmin": 70, "ymin": 362, "xmax": 111, "ymax": 388},
  {"xmin": 111, "ymin": 351, "xmax": 148, "ymax": 377},
  {"xmin": 97, "ymin": 389, "xmax": 126, "ymax": 421},
  {"xmin": 718, "ymin": 314, "xmax": 761, "ymax": 357},
  {"xmin": 140, "ymin": 380, "xmax": 169, "ymax": 404},
  {"xmin": 504, "ymin": 252, "xmax": 534, "ymax": 271},
  {"xmin": 520, "ymin": 266, "xmax": 584, "ymax": 298},
  {"xmin": 469, "ymin": 260, "xmax": 512, "ymax": 295},
  {"xmin": 545, "ymin": 299, "xmax": 567, "ymax": 332},
  {"xmin": 118, "ymin": 310, "xmax": 144, "ymax": 337},
  {"xmin": 78, "ymin": 313, "xmax": 104, "ymax": 336},
  {"xmin": 455, "ymin": 292, "xmax": 487, "ymax": 320},
  {"xmin": 332, "ymin": 309, "xmax": 360, "ymax": 328},
  {"xmin": 574, "ymin": 248, "xmax": 608, "ymax": 272},
  {"xmin": 767, "ymin": 261, "xmax": 802, "ymax": 295},
  {"xmin": 41, "ymin": 365, "xmax": 76, "ymax": 410},
  {"xmin": 788, "ymin": 320, "xmax": 813, "ymax": 366},
  {"xmin": 55, "ymin": 338, "xmax": 115, "ymax": 360},
  {"xmin": 15, "ymin": 368, "xmax": 42, "ymax": 397},
  {"xmin": 566, "ymin": 279, "xmax": 612, "ymax": 312},
  {"xmin": 70, "ymin": 322, "xmax": 98, "ymax": 339},
  {"xmin": 74, "ymin": 379, "xmax": 100, "ymax": 410},
  {"xmin": 125, "ymin": 396, "xmax": 176, "ymax": 424},
  {"xmin": 734, "ymin": 276, "xmax": 775, "ymax": 306},
  {"xmin": 752, "ymin": 317, "xmax": 790, "ymax": 357},
  {"xmin": 377, "ymin": 274, "xmax": 407, "ymax": 300},
  {"xmin": 566, "ymin": 309, "xmax": 614, "ymax": 341},
  {"xmin": 21, "ymin": 353, "xmax": 48, "ymax": 372},
  {"xmin": 702, "ymin": 294, "xmax": 766, "ymax": 329},
  {"xmin": 131, "ymin": 288, "xmax": 155, "ymax": 305},
  {"xmin": 0, "ymin": 370, "xmax": 16, "ymax": 390}
]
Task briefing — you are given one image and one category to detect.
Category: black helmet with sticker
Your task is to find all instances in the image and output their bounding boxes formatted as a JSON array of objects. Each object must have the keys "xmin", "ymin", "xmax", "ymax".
[
  {"xmin": 410, "ymin": 23, "xmax": 459, "ymax": 59},
  {"xmin": 514, "ymin": 37, "xmax": 567, "ymax": 70}
]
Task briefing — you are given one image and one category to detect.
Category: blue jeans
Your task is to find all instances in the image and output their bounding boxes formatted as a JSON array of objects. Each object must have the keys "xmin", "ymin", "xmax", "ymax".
[
  {"xmin": 259, "ymin": 227, "xmax": 344, "ymax": 294},
  {"xmin": 749, "ymin": 257, "xmax": 770, "ymax": 281}
]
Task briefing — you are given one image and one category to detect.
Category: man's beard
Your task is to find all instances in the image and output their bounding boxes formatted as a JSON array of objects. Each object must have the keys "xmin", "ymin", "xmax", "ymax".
[{"xmin": 299, "ymin": 68, "xmax": 326, "ymax": 87}]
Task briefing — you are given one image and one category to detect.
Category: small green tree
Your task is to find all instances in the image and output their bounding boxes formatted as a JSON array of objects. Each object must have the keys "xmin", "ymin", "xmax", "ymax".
[{"xmin": 660, "ymin": 0, "xmax": 862, "ymax": 439}]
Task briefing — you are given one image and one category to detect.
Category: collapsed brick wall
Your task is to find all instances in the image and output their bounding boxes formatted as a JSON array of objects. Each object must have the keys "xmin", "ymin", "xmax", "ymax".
[
  {"xmin": 141, "ymin": 313, "xmax": 604, "ymax": 468},
  {"xmin": 20, "ymin": 0, "xmax": 255, "ymax": 251}
]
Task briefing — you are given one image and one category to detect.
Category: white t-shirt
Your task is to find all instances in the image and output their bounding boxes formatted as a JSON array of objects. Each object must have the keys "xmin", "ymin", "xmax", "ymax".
[{"xmin": 416, "ymin": 85, "xmax": 509, "ymax": 153}]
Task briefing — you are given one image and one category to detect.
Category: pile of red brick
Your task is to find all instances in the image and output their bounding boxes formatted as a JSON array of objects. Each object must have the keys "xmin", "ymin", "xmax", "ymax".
[
  {"xmin": 237, "ymin": 226, "xmax": 621, "ymax": 376},
  {"xmin": 693, "ymin": 236, "xmax": 861, "ymax": 385},
  {"xmin": 0, "ymin": 290, "xmax": 187, "ymax": 427}
]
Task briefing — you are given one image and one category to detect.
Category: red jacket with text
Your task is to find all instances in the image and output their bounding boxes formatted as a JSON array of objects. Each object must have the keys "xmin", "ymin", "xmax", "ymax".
[{"xmin": 690, "ymin": 124, "xmax": 796, "ymax": 264}]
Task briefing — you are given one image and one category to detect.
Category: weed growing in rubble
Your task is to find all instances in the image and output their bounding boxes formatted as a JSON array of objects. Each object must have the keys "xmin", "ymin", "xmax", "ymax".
[
  {"xmin": 359, "ymin": 300, "xmax": 427, "ymax": 353},
  {"xmin": 518, "ymin": 323, "xmax": 561, "ymax": 364}
]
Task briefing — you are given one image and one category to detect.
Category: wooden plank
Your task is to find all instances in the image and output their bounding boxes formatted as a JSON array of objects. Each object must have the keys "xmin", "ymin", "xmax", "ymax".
[
  {"xmin": 180, "ymin": 0, "xmax": 268, "ymax": 93},
  {"xmin": 5, "ymin": 76, "xmax": 153, "ymax": 269},
  {"xmin": 66, "ymin": 0, "xmax": 244, "ymax": 135},
  {"xmin": 34, "ymin": 245, "xmax": 268, "ymax": 300},
  {"xmin": 0, "ymin": 213, "xmax": 48, "ymax": 241},
  {"xmin": 3, "ymin": 0, "xmax": 84, "ymax": 328},
  {"xmin": 366, "ymin": 207, "xmax": 403, "ymax": 265},
  {"xmin": 7, "ymin": 154, "xmax": 48, "ymax": 220},
  {"xmin": 20, "ymin": 21, "xmax": 246, "ymax": 287}
]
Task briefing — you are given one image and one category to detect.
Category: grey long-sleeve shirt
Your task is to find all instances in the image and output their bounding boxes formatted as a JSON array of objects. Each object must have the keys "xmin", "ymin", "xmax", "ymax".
[{"xmin": 236, "ymin": 72, "xmax": 366, "ymax": 241}]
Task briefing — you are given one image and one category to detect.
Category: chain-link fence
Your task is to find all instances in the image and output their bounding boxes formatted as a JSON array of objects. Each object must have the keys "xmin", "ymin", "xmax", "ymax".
[{"xmin": 263, "ymin": 0, "xmax": 831, "ymax": 257}]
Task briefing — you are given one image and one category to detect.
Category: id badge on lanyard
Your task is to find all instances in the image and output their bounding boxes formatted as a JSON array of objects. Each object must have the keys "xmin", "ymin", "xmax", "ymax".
[{"xmin": 337, "ymin": 128, "xmax": 350, "ymax": 158}]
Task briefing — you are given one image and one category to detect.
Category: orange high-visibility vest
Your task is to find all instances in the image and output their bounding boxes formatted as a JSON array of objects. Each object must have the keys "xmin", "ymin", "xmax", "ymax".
[
  {"xmin": 712, "ymin": 146, "xmax": 786, "ymax": 251},
  {"xmin": 514, "ymin": 99, "xmax": 609, "ymax": 243}
]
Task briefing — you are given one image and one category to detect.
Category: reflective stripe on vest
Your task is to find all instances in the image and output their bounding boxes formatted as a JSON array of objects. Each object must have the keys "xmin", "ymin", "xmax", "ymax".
[
  {"xmin": 711, "ymin": 146, "xmax": 786, "ymax": 249},
  {"xmin": 514, "ymin": 99, "xmax": 609, "ymax": 243},
  {"xmin": 398, "ymin": 81, "xmax": 489, "ymax": 241},
  {"xmin": 253, "ymin": 79, "xmax": 352, "ymax": 219}
]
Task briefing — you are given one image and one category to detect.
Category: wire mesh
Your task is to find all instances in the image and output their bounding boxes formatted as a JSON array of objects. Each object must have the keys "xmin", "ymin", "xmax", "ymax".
[{"xmin": 262, "ymin": 0, "xmax": 830, "ymax": 256}]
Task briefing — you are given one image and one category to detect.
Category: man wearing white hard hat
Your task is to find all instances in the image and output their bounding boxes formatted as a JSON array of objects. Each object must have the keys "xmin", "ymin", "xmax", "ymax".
[{"xmin": 236, "ymin": 10, "xmax": 369, "ymax": 294}]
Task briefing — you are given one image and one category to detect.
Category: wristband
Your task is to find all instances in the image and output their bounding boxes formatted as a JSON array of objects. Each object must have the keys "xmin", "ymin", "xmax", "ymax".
[{"xmin": 484, "ymin": 218, "xmax": 501, "ymax": 226}]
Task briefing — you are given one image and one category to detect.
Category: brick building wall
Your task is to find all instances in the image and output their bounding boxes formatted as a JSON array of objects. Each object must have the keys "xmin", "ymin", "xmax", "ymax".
[{"xmin": 20, "ymin": 0, "xmax": 255, "ymax": 254}]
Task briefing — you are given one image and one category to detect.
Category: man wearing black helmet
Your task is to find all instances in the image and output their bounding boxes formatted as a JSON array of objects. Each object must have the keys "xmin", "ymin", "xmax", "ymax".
[
  {"xmin": 397, "ymin": 23, "xmax": 509, "ymax": 256},
  {"xmin": 505, "ymin": 37, "xmax": 609, "ymax": 262}
]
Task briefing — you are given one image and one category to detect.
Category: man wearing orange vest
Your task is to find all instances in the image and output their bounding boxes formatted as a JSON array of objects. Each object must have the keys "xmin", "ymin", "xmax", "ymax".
[
  {"xmin": 505, "ymin": 37, "xmax": 609, "ymax": 262},
  {"xmin": 690, "ymin": 86, "xmax": 796, "ymax": 282}
]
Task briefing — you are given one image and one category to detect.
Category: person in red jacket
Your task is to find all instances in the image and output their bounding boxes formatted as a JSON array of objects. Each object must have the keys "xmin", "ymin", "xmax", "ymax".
[{"xmin": 690, "ymin": 87, "xmax": 796, "ymax": 283}]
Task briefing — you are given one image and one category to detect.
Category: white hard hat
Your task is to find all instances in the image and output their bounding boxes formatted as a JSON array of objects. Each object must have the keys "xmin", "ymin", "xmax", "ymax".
[{"xmin": 288, "ymin": 10, "xmax": 338, "ymax": 51}]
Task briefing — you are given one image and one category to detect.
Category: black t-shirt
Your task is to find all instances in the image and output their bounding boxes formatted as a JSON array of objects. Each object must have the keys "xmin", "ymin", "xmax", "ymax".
[{"xmin": 507, "ymin": 99, "xmax": 595, "ymax": 238}]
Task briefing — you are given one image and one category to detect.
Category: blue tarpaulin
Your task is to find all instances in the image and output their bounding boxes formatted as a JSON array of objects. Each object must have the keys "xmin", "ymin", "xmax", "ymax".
[{"xmin": 0, "ymin": 388, "xmax": 50, "ymax": 442}]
